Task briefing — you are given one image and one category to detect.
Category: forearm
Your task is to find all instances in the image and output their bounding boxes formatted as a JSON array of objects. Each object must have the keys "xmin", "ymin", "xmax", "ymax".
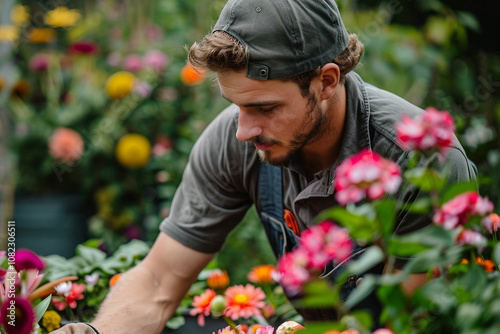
[{"xmin": 90, "ymin": 263, "xmax": 184, "ymax": 334}]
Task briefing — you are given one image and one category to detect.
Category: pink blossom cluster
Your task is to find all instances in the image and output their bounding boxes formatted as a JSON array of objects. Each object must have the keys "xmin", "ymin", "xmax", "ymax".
[
  {"xmin": 276, "ymin": 221, "xmax": 353, "ymax": 295},
  {"xmin": 334, "ymin": 149, "xmax": 402, "ymax": 205},
  {"xmin": 121, "ymin": 50, "xmax": 169, "ymax": 73},
  {"xmin": 433, "ymin": 191, "xmax": 494, "ymax": 230},
  {"xmin": 396, "ymin": 107, "xmax": 455, "ymax": 159},
  {"xmin": 456, "ymin": 229, "xmax": 487, "ymax": 251}
]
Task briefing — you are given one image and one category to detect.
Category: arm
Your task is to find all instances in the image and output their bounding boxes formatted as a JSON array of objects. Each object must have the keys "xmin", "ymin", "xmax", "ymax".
[{"xmin": 51, "ymin": 232, "xmax": 215, "ymax": 334}]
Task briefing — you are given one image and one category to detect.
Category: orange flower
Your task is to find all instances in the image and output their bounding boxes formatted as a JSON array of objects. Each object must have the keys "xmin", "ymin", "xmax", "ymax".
[
  {"xmin": 224, "ymin": 284, "xmax": 266, "ymax": 320},
  {"xmin": 207, "ymin": 269, "xmax": 230, "ymax": 290},
  {"xmin": 247, "ymin": 265, "xmax": 275, "ymax": 285},
  {"xmin": 189, "ymin": 289, "xmax": 216, "ymax": 326},
  {"xmin": 109, "ymin": 273, "xmax": 122, "ymax": 287},
  {"xmin": 11, "ymin": 79, "xmax": 31, "ymax": 99},
  {"xmin": 27, "ymin": 28, "xmax": 56, "ymax": 43},
  {"xmin": 475, "ymin": 257, "xmax": 496, "ymax": 272},
  {"xmin": 48, "ymin": 128, "xmax": 84, "ymax": 164},
  {"xmin": 180, "ymin": 63, "xmax": 205, "ymax": 86}
]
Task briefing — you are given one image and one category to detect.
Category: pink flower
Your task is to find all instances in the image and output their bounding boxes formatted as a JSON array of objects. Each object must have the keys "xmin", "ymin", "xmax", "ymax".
[
  {"xmin": 372, "ymin": 329, "xmax": 394, "ymax": 334},
  {"xmin": 434, "ymin": 192, "xmax": 494, "ymax": 230},
  {"xmin": 0, "ymin": 297, "xmax": 35, "ymax": 334},
  {"xmin": 48, "ymin": 127, "xmax": 84, "ymax": 164},
  {"xmin": 107, "ymin": 52, "xmax": 122, "ymax": 67},
  {"xmin": 275, "ymin": 248, "xmax": 311, "ymax": 295},
  {"xmin": 68, "ymin": 41, "xmax": 99, "ymax": 55},
  {"xmin": 213, "ymin": 326, "xmax": 247, "ymax": 334},
  {"xmin": 14, "ymin": 249, "xmax": 45, "ymax": 271},
  {"xmin": 189, "ymin": 289, "xmax": 216, "ymax": 326},
  {"xmin": 29, "ymin": 53, "xmax": 50, "ymax": 72},
  {"xmin": 133, "ymin": 80, "xmax": 153, "ymax": 98},
  {"xmin": 223, "ymin": 284, "xmax": 266, "ymax": 320},
  {"xmin": 396, "ymin": 107, "xmax": 455, "ymax": 159},
  {"xmin": 256, "ymin": 326, "xmax": 275, "ymax": 334},
  {"xmin": 123, "ymin": 54, "xmax": 143, "ymax": 73},
  {"xmin": 143, "ymin": 50, "xmax": 168, "ymax": 72},
  {"xmin": 334, "ymin": 149, "xmax": 402, "ymax": 205},
  {"xmin": 300, "ymin": 221, "xmax": 353, "ymax": 270},
  {"xmin": 456, "ymin": 229, "xmax": 487, "ymax": 251}
]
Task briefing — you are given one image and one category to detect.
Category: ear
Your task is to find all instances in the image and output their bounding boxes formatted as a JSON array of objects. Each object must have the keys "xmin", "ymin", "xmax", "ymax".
[{"xmin": 319, "ymin": 63, "xmax": 340, "ymax": 100}]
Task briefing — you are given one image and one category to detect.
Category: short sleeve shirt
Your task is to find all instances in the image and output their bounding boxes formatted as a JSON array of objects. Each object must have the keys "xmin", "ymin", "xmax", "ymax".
[{"xmin": 160, "ymin": 72, "xmax": 476, "ymax": 258}]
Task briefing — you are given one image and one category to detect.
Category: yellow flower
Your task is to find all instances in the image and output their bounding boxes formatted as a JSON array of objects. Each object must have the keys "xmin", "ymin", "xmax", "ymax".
[
  {"xmin": 27, "ymin": 28, "xmax": 56, "ymax": 43},
  {"xmin": 115, "ymin": 134, "xmax": 151, "ymax": 169},
  {"xmin": 42, "ymin": 310, "xmax": 61, "ymax": 332},
  {"xmin": 45, "ymin": 6, "xmax": 81, "ymax": 28},
  {"xmin": 0, "ymin": 25, "xmax": 19, "ymax": 42},
  {"xmin": 105, "ymin": 71, "xmax": 136, "ymax": 99},
  {"xmin": 11, "ymin": 5, "xmax": 30, "ymax": 26}
]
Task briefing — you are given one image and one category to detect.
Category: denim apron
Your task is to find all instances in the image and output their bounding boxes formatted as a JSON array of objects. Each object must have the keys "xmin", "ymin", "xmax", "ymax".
[{"xmin": 258, "ymin": 162, "xmax": 384, "ymax": 327}]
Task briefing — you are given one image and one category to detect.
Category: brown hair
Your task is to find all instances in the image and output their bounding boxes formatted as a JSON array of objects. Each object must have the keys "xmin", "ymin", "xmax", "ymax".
[{"xmin": 188, "ymin": 32, "xmax": 364, "ymax": 96}]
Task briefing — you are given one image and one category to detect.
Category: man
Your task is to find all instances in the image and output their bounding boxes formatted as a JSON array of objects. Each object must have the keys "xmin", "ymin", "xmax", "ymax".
[{"xmin": 53, "ymin": 0, "xmax": 476, "ymax": 333}]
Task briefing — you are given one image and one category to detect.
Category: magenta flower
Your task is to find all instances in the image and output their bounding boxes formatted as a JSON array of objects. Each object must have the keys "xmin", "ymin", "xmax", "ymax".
[
  {"xmin": 68, "ymin": 41, "xmax": 99, "ymax": 55},
  {"xmin": 0, "ymin": 297, "xmax": 35, "ymax": 334},
  {"xmin": 143, "ymin": 50, "xmax": 169, "ymax": 72},
  {"xmin": 434, "ymin": 192, "xmax": 494, "ymax": 230},
  {"xmin": 334, "ymin": 149, "xmax": 402, "ymax": 205},
  {"xmin": 396, "ymin": 107, "xmax": 455, "ymax": 159},
  {"xmin": 456, "ymin": 229, "xmax": 487, "ymax": 251},
  {"xmin": 14, "ymin": 249, "xmax": 45, "ymax": 272},
  {"xmin": 123, "ymin": 54, "xmax": 143, "ymax": 73},
  {"xmin": 29, "ymin": 53, "xmax": 50, "ymax": 72}
]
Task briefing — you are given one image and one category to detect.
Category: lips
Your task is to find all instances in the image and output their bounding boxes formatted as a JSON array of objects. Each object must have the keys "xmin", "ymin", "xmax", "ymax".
[{"xmin": 254, "ymin": 143, "xmax": 273, "ymax": 151}]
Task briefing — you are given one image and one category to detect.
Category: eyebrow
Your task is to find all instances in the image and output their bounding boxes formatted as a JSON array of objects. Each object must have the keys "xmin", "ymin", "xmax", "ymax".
[{"xmin": 220, "ymin": 93, "xmax": 282, "ymax": 108}]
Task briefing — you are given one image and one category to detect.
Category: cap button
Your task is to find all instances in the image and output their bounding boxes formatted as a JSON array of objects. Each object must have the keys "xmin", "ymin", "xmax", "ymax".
[
  {"xmin": 259, "ymin": 68, "xmax": 267, "ymax": 76},
  {"xmin": 255, "ymin": 6, "xmax": 262, "ymax": 13}
]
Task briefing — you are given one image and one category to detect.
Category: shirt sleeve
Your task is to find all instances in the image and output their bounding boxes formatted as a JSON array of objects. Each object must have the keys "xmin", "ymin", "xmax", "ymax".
[{"xmin": 159, "ymin": 106, "xmax": 257, "ymax": 253}]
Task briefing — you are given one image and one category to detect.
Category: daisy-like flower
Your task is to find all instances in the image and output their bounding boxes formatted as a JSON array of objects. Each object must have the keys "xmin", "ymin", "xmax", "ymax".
[
  {"xmin": 334, "ymin": 149, "xmax": 402, "ymax": 205},
  {"xmin": 434, "ymin": 192, "xmax": 494, "ymax": 230},
  {"xmin": 189, "ymin": 289, "xmax": 216, "ymax": 326},
  {"xmin": 207, "ymin": 270, "xmax": 230, "ymax": 291},
  {"xmin": 223, "ymin": 284, "xmax": 266, "ymax": 320},
  {"xmin": 213, "ymin": 325, "xmax": 247, "ymax": 334},
  {"xmin": 396, "ymin": 107, "xmax": 455, "ymax": 160},
  {"xmin": 247, "ymin": 265, "xmax": 275, "ymax": 285},
  {"xmin": 52, "ymin": 283, "xmax": 85, "ymax": 310},
  {"xmin": 256, "ymin": 326, "xmax": 275, "ymax": 334}
]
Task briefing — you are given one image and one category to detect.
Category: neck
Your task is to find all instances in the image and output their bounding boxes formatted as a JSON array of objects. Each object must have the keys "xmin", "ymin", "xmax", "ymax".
[{"xmin": 300, "ymin": 83, "xmax": 346, "ymax": 180}]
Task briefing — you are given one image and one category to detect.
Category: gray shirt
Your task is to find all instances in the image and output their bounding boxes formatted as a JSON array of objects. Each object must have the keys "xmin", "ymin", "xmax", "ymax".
[{"xmin": 160, "ymin": 72, "xmax": 475, "ymax": 259}]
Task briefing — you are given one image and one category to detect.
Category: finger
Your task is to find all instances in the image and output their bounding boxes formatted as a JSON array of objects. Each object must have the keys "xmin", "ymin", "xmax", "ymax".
[{"xmin": 50, "ymin": 323, "xmax": 95, "ymax": 334}]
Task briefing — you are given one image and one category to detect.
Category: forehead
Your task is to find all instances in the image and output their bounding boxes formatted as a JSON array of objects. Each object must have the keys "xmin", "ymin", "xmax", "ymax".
[{"xmin": 217, "ymin": 70, "xmax": 302, "ymax": 106}]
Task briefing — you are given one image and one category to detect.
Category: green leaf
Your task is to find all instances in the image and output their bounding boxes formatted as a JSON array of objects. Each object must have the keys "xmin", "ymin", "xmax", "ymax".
[
  {"xmin": 404, "ymin": 167, "xmax": 446, "ymax": 192},
  {"xmin": 297, "ymin": 279, "xmax": 340, "ymax": 308},
  {"xmin": 493, "ymin": 242, "xmax": 500, "ymax": 265},
  {"xmin": 350, "ymin": 310, "xmax": 374, "ymax": 331},
  {"xmin": 392, "ymin": 224, "xmax": 455, "ymax": 249},
  {"xmin": 76, "ymin": 245, "xmax": 107, "ymax": 265},
  {"xmin": 456, "ymin": 11, "xmax": 481, "ymax": 32},
  {"xmin": 337, "ymin": 246, "xmax": 385, "ymax": 283},
  {"xmin": 388, "ymin": 239, "xmax": 430, "ymax": 257},
  {"xmin": 374, "ymin": 199, "xmax": 397, "ymax": 239},
  {"xmin": 441, "ymin": 181, "xmax": 478, "ymax": 204},
  {"xmin": 315, "ymin": 206, "xmax": 378, "ymax": 242},
  {"xmin": 34, "ymin": 295, "xmax": 52, "ymax": 323},
  {"xmin": 295, "ymin": 321, "xmax": 343, "ymax": 334},
  {"xmin": 401, "ymin": 197, "xmax": 432, "ymax": 214},
  {"xmin": 344, "ymin": 274, "xmax": 377, "ymax": 309},
  {"xmin": 165, "ymin": 315, "xmax": 185, "ymax": 329}
]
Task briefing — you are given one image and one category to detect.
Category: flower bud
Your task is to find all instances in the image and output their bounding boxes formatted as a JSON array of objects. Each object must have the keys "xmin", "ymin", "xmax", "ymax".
[{"xmin": 210, "ymin": 294, "xmax": 226, "ymax": 315}]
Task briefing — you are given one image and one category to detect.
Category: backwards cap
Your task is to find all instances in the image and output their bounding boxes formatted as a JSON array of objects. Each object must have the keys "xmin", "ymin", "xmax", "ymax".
[{"xmin": 212, "ymin": 0, "xmax": 349, "ymax": 80}]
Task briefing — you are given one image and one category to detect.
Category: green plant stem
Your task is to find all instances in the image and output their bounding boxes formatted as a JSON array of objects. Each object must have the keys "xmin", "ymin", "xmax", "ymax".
[
  {"xmin": 223, "ymin": 315, "xmax": 238, "ymax": 329},
  {"xmin": 263, "ymin": 284, "xmax": 277, "ymax": 309}
]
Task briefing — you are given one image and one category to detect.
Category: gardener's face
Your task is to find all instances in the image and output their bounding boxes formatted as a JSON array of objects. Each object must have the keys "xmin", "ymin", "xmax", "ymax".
[{"xmin": 218, "ymin": 70, "xmax": 327, "ymax": 166}]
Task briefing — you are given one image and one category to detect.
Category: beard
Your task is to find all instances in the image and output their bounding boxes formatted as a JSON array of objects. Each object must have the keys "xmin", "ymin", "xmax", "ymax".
[{"xmin": 255, "ymin": 93, "xmax": 328, "ymax": 166}]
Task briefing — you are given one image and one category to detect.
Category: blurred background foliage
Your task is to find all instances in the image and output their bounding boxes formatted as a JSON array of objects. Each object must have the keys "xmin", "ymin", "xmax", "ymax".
[{"xmin": 0, "ymin": 0, "xmax": 498, "ymax": 284}]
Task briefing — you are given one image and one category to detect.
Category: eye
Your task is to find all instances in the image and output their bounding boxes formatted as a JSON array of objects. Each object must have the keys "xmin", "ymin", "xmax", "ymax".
[{"xmin": 257, "ymin": 106, "xmax": 278, "ymax": 113}]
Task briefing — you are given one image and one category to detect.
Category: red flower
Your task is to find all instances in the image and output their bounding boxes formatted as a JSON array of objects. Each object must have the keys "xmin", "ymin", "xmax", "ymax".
[
  {"xmin": 51, "ymin": 282, "xmax": 85, "ymax": 310},
  {"xmin": 68, "ymin": 41, "xmax": 99, "ymax": 55}
]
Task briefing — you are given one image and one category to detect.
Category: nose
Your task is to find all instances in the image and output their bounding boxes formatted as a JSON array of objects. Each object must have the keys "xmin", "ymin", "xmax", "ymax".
[{"xmin": 236, "ymin": 110, "xmax": 263, "ymax": 142}]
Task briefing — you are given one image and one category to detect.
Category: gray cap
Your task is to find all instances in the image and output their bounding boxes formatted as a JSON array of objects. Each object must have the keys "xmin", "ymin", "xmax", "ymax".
[{"xmin": 212, "ymin": 0, "xmax": 349, "ymax": 80}]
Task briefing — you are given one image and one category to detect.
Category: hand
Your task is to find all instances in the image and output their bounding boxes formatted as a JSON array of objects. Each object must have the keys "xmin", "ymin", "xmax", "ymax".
[{"xmin": 50, "ymin": 323, "xmax": 97, "ymax": 334}]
